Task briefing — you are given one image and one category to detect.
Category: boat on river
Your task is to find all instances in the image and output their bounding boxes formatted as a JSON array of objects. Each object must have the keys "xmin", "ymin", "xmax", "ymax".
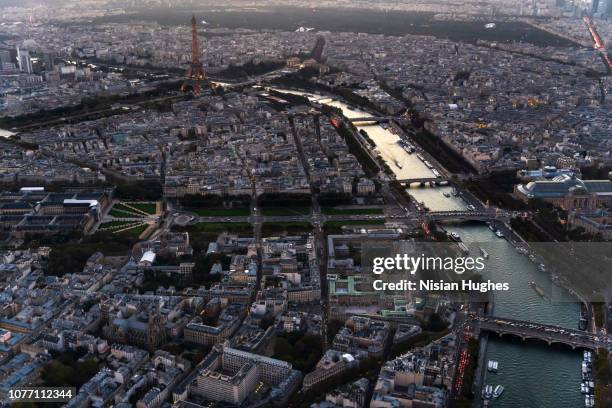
[
  {"xmin": 585, "ymin": 395, "xmax": 594, "ymax": 407},
  {"xmin": 493, "ymin": 385, "xmax": 504, "ymax": 398},
  {"xmin": 480, "ymin": 247, "xmax": 489, "ymax": 259},
  {"xmin": 581, "ymin": 382, "xmax": 589, "ymax": 394},
  {"xmin": 458, "ymin": 242, "xmax": 470, "ymax": 254},
  {"xmin": 529, "ymin": 281, "xmax": 545, "ymax": 297},
  {"xmin": 484, "ymin": 385, "xmax": 493, "ymax": 399}
]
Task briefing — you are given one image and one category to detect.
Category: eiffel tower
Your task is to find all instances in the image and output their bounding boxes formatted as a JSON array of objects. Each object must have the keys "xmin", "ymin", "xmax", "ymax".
[{"xmin": 181, "ymin": 15, "xmax": 208, "ymax": 94}]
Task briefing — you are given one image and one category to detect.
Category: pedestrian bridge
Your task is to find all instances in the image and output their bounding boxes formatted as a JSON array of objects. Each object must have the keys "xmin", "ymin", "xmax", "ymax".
[{"xmin": 477, "ymin": 317, "xmax": 610, "ymax": 350}]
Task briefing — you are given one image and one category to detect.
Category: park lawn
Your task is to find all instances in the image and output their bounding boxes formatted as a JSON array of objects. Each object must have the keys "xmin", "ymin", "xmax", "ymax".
[
  {"xmin": 188, "ymin": 222, "xmax": 253, "ymax": 234},
  {"xmin": 116, "ymin": 223, "xmax": 150, "ymax": 238},
  {"xmin": 261, "ymin": 222, "xmax": 312, "ymax": 236},
  {"xmin": 127, "ymin": 202, "xmax": 157, "ymax": 215},
  {"xmin": 191, "ymin": 207, "xmax": 251, "ymax": 216},
  {"xmin": 260, "ymin": 206, "xmax": 311, "ymax": 216},
  {"xmin": 321, "ymin": 207, "xmax": 383, "ymax": 215},
  {"xmin": 99, "ymin": 220, "xmax": 138, "ymax": 230},
  {"xmin": 113, "ymin": 202, "xmax": 141, "ymax": 214},
  {"xmin": 109, "ymin": 208, "xmax": 143, "ymax": 218}
]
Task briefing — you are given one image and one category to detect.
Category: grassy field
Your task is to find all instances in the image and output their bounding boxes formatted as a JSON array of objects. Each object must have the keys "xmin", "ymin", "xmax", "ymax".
[
  {"xmin": 112, "ymin": 202, "xmax": 156, "ymax": 215},
  {"xmin": 187, "ymin": 222, "xmax": 253, "ymax": 234},
  {"xmin": 191, "ymin": 207, "xmax": 251, "ymax": 216},
  {"xmin": 108, "ymin": 208, "xmax": 142, "ymax": 218},
  {"xmin": 99, "ymin": 220, "xmax": 138, "ymax": 230},
  {"xmin": 126, "ymin": 202, "xmax": 157, "ymax": 215},
  {"xmin": 113, "ymin": 203, "xmax": 140, "ymax": 213},
  {"xmin": 261, "ymin": 222, "xmax": 312, "ymax": 235},
  {"xmin": 322, "ymin": 207, "xmax": 383, "ymax": 215},
  {"xmin": 116, "ymin": 223, "xmax": 149, "ymax": 237},
  {"xmin": 260, "ymin": 206, "xmax": 311, "ymax": 216}
]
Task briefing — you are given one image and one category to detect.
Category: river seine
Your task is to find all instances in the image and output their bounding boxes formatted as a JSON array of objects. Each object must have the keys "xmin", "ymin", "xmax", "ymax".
[{"xmin": 279, "ymin": 88, "xmax": 583, "ymax": 408}]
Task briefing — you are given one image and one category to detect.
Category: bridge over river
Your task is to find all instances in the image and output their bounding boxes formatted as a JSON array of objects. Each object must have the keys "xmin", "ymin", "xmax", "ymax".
[
  {"xmin": 422, "ymin": 210, "xmax": 510, "ymax": 222},
  {"xmin": 476, "ymin": 317, "xmax": 611, "ymax": 350},
  {"xmin": 347, "ymin": 116, "xmax": 393, "ymax": 123},
  {"xmin": 397, "ymin": 177, "xmax": 449, "ymax": 185}
]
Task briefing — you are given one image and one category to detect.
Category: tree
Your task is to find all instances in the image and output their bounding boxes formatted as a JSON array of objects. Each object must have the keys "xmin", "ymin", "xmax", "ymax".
[
  {"xmin": 327, "ymin": 319, "xmax": 344, "ymax": 343},
  {"xmin": 41, "ymin": 357, "xmax": 100, "ymax": 388},
  {"xmin": 424, "ymin": 313, "xmax": 447, "ymax": 332},
  {"xmin": 273, "ymin": 332, "xmax": 323, "ymax": 372},
  {"xmin": 259, "ymin": 315, "xmax": 276, "ymax": 330}
]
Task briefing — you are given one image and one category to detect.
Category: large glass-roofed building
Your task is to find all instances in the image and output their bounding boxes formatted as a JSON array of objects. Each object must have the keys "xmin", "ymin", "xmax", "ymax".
[{"xmin": 515, "ymin": 174, "xmax": 612, "ymax": 211}]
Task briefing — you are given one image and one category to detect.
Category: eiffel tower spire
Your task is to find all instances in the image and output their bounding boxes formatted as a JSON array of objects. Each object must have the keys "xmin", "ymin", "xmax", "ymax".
[{"xmin": 182, "ymin": 15, "xmax": 208, "ymax": 94}]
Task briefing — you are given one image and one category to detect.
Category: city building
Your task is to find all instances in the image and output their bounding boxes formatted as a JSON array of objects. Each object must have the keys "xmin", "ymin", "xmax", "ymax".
[
  {"xmin": 322, "ymin": 377, "xmax": 370, "ymax": 408},
  {"xmin": 514, "ymin": 174, "xmax": 612, "ymax": 211},
  {"xmin": 188, "ymin": 342, "xmax": 301, "ymax": 405},
  {"xmin": 303, "ymin": 349, "xmax": 359, "ymax": 391},
  {"xmin": 370, "ymin": 334, "xmax": 457, "ymax": 408}
]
